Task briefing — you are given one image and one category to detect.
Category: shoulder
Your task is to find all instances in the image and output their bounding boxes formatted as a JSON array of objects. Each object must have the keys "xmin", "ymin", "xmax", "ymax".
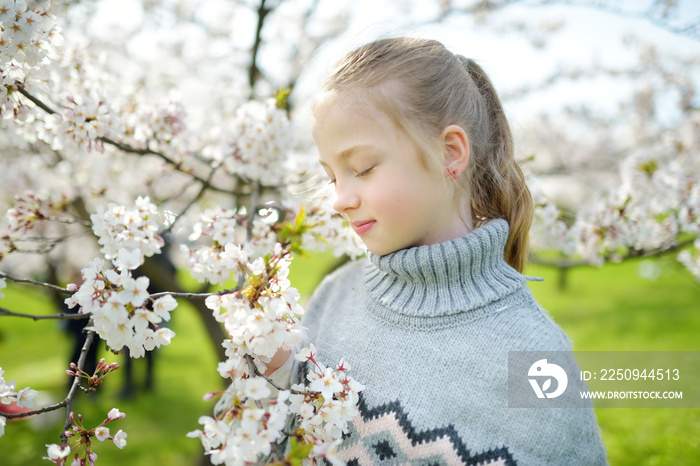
[
  {"xmin": 301, "ymin": 257, "xmax": 368, "ymax": 321},
  {"xmin": 310, "ymin": 257, "xmax": 367, "ymax": 300},
  {"xmin": 478, "ymin": 287, "xmax": 574, "ymax": 352}
]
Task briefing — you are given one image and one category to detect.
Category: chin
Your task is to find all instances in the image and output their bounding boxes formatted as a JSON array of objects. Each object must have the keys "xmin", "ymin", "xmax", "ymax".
[{"xmin": 365, "ymin": 242, "xmax": 403, "ymax": 256}]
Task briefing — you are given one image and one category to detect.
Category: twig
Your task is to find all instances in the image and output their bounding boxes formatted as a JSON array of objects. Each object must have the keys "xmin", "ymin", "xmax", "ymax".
[
  {"xmin": 12, "ymin": 83, "xmax": 237, "ymax": 195},
  {"xmin": 14, "ymin": 83, "xmax": 57, "ymax": 114},
  {"xmin": 150, "ymin": 286, "xmax": 242, "ymax": 300},
  {"xmin": 243, "ymin": 354, "xmax": 304, "ymax": 396},
  {"xmin": 60, "ymin": 331, "xmax": 96, "ymax": 445},
  {"xmin": 0, "ymin": 308, "xmax": 89, "ymax": 321},
  {"xmin": 1, "ymin": 398, "xmax": 69, "ymax": 420},
  {"xmin": 11, "ymin": 232, "xmax": 90, "ymax": 244},
  {"xmin": 0, "ymin": 271, "xmax": 71, "ymax": 294},
  {"xmin": 245, "ymin": 355, "xmax": 265, "ymax": 409},
  {"xmin": 246, "ymin": 181, "xmax": 260, "ymax": 240},
  {"xmin": 43, "ymin": 216, "xmax": 93, "ymax": 227},
  {"xmin": 248, "ymin": 0, "xmax": 271, "ymax": 95},
  {"xmin": 530, "ymin": 238, "xmax": 696, "ymax": 269},
  {"xmin": 99, "ymin": 136, "xmax": 226, "ymax": 191},
  {"xmin": 160, "ymin": 164, "xmax": 222, "ymax": 236},
  {"xmin": 2, "ymin": 331, "xmax": 96, "ymax": 425}
]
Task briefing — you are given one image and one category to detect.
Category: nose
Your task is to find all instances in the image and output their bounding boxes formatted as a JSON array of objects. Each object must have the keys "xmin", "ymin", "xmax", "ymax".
[{"xmin": 332, "ymin": 179, "xmax": 360, "ymax": 213}]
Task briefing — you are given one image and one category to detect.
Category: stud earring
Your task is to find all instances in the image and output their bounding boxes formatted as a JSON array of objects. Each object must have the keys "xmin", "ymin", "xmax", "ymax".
[{"xmin": 445, "ymin": 168, "xmax": 458, "ymax": 179}]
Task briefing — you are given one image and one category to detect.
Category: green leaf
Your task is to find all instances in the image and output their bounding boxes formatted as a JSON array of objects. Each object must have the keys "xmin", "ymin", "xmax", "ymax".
[{"xmin": 275, "ymin": 88, "xmax": 291, "ymax": 111}]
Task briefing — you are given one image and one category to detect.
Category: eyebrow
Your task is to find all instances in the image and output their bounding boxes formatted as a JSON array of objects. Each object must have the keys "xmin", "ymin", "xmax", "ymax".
[{"xmin": 318, "ymin": 145, "xmax": 372, "ymax": 167}]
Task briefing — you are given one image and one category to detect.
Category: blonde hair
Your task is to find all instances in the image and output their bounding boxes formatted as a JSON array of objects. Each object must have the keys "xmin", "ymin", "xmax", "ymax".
[{"xmin": 314, "ymin": 37, "xmax": 533, "ymax": 272}]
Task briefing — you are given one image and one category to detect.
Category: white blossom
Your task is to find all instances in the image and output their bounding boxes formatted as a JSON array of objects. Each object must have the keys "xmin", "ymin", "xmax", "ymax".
[
  {"xmin": 15, "ymin": 387, "xmax": 37, "ymax": 408},
  {"xmin": 91, "ymin": 197, "xmax": 164, "ymax": 271},
  {"xmin": 68, "ymin": 262, "xmax": 176, "ymax": 357},
  {"xmin": 112, "ymin": 429, "xmax": 127, "ymax": 449},
  {"xmin": 44, "ymin": 443, "xmax": 71, "ymax": 462},
  {"xmin": 94, "ymin": 426, "xmax": 110, "ymax": 442},
  {"xmin": 202, "ymin": 99, "xmax": 295, "ymax": 186}
]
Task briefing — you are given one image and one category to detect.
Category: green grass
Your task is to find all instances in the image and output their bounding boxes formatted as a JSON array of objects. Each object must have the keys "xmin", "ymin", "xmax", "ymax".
[
  {"xmin": 0, "ymin": 288, "xmax": 221, "ymax": 465},
  {"xmin": 1, "ymin": 252, "xmax": 698, "ymax": 465}
]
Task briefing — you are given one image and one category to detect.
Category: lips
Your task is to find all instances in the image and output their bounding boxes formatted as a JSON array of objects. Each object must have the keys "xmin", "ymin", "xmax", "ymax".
[{"xmin": 350, "ymin": 220, "xmax": 376, "ymax": 236}]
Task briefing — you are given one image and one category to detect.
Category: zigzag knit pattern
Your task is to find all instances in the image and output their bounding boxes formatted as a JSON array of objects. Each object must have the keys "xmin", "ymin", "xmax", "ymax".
[{"xmin": 337, "ymin": 394, "xmax": 516, "ymax": 466}]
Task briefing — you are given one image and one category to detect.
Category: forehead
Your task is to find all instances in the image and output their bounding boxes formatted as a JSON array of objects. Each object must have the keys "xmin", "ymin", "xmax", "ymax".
[
  {"xmin": 312, "ymin": 91, "xmax": 398, "ymax": 147},
  {"xmin": 312, "ymin": 90, "xmax": 369, "ymax": 126}
]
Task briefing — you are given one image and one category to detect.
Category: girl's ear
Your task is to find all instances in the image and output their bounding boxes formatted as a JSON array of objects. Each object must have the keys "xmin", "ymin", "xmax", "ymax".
[{"xmin": 441, "ymin": 125, "xmax": 470, "ymax": 175}]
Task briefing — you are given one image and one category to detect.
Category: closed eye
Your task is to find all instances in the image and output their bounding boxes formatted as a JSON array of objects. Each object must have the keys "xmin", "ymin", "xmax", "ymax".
[{"xmin": 356, "ymin": 165, "xmax": 376, "ymax": 177}]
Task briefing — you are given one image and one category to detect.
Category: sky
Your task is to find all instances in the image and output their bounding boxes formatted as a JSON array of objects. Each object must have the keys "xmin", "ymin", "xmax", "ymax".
[
  {"xmin": 291, "ymin": 1, "xmax": 700, "ymax": 121},
  {"xmin": 81, "ymin": 0, "xmax": 700, "ymax": 120}
]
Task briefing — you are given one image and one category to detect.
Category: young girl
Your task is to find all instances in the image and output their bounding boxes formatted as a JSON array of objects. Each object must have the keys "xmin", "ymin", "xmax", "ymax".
[{"xmin": 274, "ymin": 37, "xmax": 607, "ymax": 465}]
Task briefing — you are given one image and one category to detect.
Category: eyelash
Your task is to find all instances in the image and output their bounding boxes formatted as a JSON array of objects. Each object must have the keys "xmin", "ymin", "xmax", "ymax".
[
  {"xmin": 355, "ymin": 166, "xmax": 375, "ymax": 178},
  {"xmin": 327, "ymin": 166, "xmax": 375, "ymax": 185}
]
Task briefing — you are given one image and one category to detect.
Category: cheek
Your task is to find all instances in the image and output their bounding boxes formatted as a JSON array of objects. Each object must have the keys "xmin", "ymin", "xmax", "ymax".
[{"xmin": 369, "ymin": 178, "xmax": 423, "ymax": 219}]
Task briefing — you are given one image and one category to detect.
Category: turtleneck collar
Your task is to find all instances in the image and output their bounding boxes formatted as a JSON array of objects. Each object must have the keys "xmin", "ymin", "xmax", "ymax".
[{"xmin": 363, "ymin": 219, "xmax": 525, "ymax": 317}]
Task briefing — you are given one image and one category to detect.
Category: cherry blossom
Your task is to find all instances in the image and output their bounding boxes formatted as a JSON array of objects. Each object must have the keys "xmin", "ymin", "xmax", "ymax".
[
  {"xmin": 45, "ymin": 407, "xmax": 127, "ymax": 464},
  {"xmin": 292, "ymin": 188, "xmax": 366, "ymax": 259},
  {"xmin": 15, "ymin": 386, "xmax": 37, "ymax": 408},
  {"xmin": 107, "ymin": 408, "xmax": 125, "ymax": 421},
  {"xmin": 189, "ymin": 388, "xmax": 292, "ymax": 464},
  {"xmin": 112, "ymin": 430, "xmax": 127, "ymax": 449},
  {"xmin": 289, "ymin": 350, "xmax": 365, "ymax": 445},
  {"xmin": 201, "ymin": 99, "xmax": 295, "ymax": 186},
  {"xmin": 66, "ymin": 259, "xmax": 177, "ymax": 357},
  {"xmin": 0, "ymin": 367, "xmax": 38, "ymax": 439},
  {"xmin": 90, "ymin": 196, "xmax": 164, "ymax": 271},
  {"xmin": 46, "ymin": 94, "xmax": 124, "ymax": 152},
  {"xmin": 204, "ymin": 244, "xmax": 306, "ymax": 379},
  {"xmin": 0, "ymin": 0, "xmax": 61, "ymax": 96},
  {"xmin": 94, "ymin": 426, "xmax": 110, "ymax": 442},
  {"xmin": 43, "ymin": 443, "xmax": 70, "ymax": 463}
]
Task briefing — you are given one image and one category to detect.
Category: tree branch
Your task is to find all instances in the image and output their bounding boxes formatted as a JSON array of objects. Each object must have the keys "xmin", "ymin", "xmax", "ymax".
[
  {"xmin": 0, "ymin": 307, "xmax": 88, "ymax": 320},
  {"xmin": 530, "ymin": 238, "xmax": 697, "ymax": 269},
  {"xmin": 14, "ymin": 83, "xmax": 57, "ymax": 114},
  {"xmin": 150, "ymin": 286, "xmax": 242, "ymax": 300},
  {"xmin": 2, "ymin": 331, "xmax": 96, "ymax": 425},
  {"xmin": 12, "ymin": 83, "xmax": 239, "ymax": 196},
  {"xmin": 61, "ymin": 331, "xmax": 96, "ymax": 445},
  {"xmin": 1, "ymin": 398, "xmax": 69, "ymax": 420},
  {"xmin": 160, "ymin": 163, "xmax": 222, "ymax": 236},
  {"xmin": 244, "ymin": 353, "xmax": 303, "ymax": 395},
  {"xmin": 99, "ymin": 136, "xmax": 235, "ymax": 194},
  {"xmin": 0, "ymin": 272, "xmax": 71, "ymax": 294},
  {"xmin": 245, "ymin": 355, "xmax": 265, "ymax": 409},
  {"xmin": 248, "ymin": 0, "xmax": 271, "ymax": 95},
  {"xmin": 43, "ymin": 216, "xmax": 92, "ymax": 227}
]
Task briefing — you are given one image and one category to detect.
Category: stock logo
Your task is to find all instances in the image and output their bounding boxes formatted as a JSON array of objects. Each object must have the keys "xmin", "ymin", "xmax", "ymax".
[{"xmin": 528, "ymin": 359, "xmax": 568, "ymax": 399}]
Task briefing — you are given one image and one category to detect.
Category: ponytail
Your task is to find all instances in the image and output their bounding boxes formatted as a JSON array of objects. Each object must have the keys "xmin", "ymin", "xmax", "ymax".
[{"xmin": 460, "ymin": 57, "xmax": 533, "ymax": 272}]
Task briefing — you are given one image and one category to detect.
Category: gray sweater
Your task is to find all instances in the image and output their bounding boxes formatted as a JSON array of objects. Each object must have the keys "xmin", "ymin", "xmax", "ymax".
[{"xmin": 298, "ymin": 219, "xmax": 608, "ymax": 465}]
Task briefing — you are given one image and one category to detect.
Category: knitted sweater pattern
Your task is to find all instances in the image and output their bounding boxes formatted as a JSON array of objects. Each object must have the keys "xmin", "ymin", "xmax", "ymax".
[{"xmin": 298, "ymin": 219, "xmax": 607, "ymax": 465}]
